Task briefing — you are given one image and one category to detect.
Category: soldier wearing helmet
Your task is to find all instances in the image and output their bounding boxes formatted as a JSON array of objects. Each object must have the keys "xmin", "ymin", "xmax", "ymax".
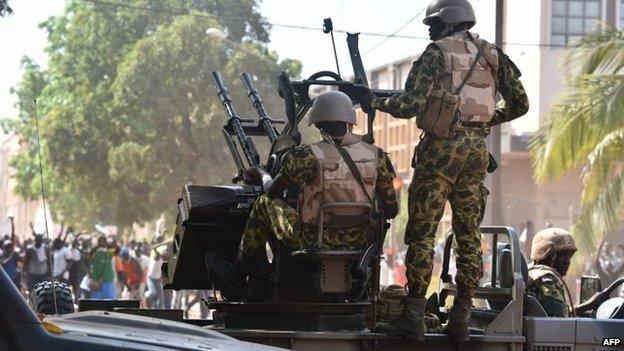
[
  {"xmin": 207, "ymin": 91, "xmax": 398, "ymax": 300},
  {"xmin": 526, "ymin": 228, "xmax": 578, "ymax": 317},
  {"xmin": 366, "ymin": 0, "xmax": 529, "ymax": 342}
]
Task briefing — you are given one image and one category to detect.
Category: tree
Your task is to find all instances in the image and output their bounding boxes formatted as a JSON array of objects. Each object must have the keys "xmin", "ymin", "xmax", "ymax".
[
  {"xmin": 6, "ymin": 0, "xmax": 301, "ymax": 232},
  {"xmin": 530, "ymin": 28, "xmax": 624, "ymax": 257},
  {"xmin": 0, "ymin": 0, "xmax": 11, "ymax": 16}
]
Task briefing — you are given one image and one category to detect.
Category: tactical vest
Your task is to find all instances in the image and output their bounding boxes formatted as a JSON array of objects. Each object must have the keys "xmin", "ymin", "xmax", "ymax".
[
  {"xmin": 528, "ymin": 263, "xmax": 575, "ymax": 317},
  {"xmin": 299, "ymin": 132, "xmax": 378, "ymax": 227},
  {"xmin": 433, "ymin": 31, "xmax": 499, "ymax": 123}
]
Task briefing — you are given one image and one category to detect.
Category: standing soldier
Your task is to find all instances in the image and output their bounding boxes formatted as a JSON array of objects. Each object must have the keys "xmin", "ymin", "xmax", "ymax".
[{"xmin": 362, "ymin": 0, "xmax": 529, "ymax": 342}]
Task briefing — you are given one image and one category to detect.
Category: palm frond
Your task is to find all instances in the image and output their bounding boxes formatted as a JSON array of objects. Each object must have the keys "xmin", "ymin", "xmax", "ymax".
[
  {"xmin": 572, "ymin": 173, "xmax": 624, "ymax": 255},
  {"xmin": 581, "ymin": 129, "xmax": 624, "ymax": 204},
  {"xmin": 530, "ymin": 77, "xmax": 615, "ymax": 182},
  {"xmin": 531, "ymin": 28, "xmax": 624, "ymax": 183},
  {"xmin": 567, "ymin": 27, "xmax": 624, "ymax": 76}
]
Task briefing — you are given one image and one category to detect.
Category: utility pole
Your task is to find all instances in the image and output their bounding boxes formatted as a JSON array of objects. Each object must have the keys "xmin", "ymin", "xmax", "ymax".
[{"xmin": 491, "ymin": 0, "xmax": 505, "ymax": 225}]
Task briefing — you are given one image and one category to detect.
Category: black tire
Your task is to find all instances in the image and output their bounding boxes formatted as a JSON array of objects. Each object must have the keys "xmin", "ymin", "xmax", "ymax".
[{"xmin": 31, "ymin": 281, "xmax": 75, "ymax": 315}]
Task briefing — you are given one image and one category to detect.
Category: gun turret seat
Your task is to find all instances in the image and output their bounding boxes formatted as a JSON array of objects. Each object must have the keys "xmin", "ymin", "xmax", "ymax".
[{"xmin": 271, "ymin": 202, "xmax": 374, "ymax": 301}]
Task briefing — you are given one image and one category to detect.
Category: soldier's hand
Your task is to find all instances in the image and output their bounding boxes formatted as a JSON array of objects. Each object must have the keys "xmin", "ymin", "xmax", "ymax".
[
  {"xmin": 359, "ymin": 89, "xmax": 376, "ymax": 114},
  {"xmin": 243, "ymin": 166, "xmax": 268, "ymax": 185}
]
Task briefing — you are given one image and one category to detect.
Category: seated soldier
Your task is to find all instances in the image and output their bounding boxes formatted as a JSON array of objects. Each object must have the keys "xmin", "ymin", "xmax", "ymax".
[
  {"xmin": 208, "ymin": 90, "xmax": 399, "ymax": 300},
  {"xmin": 527, "ymin": 228, "xmax": 577, "ymax": 317}
]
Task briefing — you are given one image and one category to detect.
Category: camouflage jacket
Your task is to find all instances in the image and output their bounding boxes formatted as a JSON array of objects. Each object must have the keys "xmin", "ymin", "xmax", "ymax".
[
  {"xmin": 279, "ymin": 140, "xmax": 398, "ymax": 249},
  {"xmin": 526, "ymin": 264, "xmax": 572, "ymax": 317},
  {"xmin": 371, "ymin": 33, "xmax": 529, "ymax": 126}
]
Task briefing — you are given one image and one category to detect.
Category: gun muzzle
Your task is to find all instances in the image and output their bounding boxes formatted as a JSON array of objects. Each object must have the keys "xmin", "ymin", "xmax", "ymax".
[
  {"xmin": 241, "ymin": 73, "xmax": 261, "ymax": 105},
  {"xmin": 210, "ymin": 71, "xmax": 231, "ymax": 105}
]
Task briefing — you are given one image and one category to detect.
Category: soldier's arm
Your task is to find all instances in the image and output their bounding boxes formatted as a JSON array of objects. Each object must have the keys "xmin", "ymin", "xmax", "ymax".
[
  {"xmin": 371, "ymin": 45, "xmax": 444, "ymax": 118},
  {"xmin": 490, "ymin": 49, "xmax": 529, "ymax": 126},
  {"xmin": 527, "ymin": 279, "xmax": 569, "ymax": 317},
  {"xmin": 265, "ymin": 146, "xmax": 317, "ymax": 199},
  {"xmin": 258, "ymin": 173, "xmax": 289, "ymax": 199},
  {"xmin": 375, "ymin": 150, "xmax": 399, "ymax": 218}
]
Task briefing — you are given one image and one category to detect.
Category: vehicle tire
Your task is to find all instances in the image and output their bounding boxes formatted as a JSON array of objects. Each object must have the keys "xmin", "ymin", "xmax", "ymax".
[{"xmin": 31, "ymin": 281, "xmax": 75, "ymax": 315}]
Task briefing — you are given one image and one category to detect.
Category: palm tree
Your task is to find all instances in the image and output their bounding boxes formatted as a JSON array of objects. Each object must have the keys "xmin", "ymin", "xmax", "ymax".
[{"xmin": 530, "ymin": 27, "xmax": 624, "ymax": 257}]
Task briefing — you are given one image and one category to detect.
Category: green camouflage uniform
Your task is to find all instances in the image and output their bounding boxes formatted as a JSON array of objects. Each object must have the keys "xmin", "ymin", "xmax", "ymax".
[
  {"xmin": 526, "ymin": 264, "xmax": 572, "ymax": 317},
  {"xmin": 526, "ymin": 276, "xmax": 570, "ymax": 317},
  {"xmin": 371, "ymin": 37, "xmax": 529, "ymax": 298},
  {"xmin": 239, "ymin": 142, "xmax": 397, "ymax": 256}
]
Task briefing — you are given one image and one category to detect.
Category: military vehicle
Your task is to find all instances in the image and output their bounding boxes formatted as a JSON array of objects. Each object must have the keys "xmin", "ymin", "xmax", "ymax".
[
  {"xmin": 9, "ymin": 18, "xmax": 622, "ymax": 351},
  {"xmin": 162, "ymin": 20, "xmax": 624, "ymax": 351}
]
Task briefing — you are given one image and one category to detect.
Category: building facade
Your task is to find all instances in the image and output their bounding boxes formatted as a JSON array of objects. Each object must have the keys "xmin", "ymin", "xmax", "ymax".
[{"xmin": 0, "ymin": 134, "xmax": 40, "ymax": 242}]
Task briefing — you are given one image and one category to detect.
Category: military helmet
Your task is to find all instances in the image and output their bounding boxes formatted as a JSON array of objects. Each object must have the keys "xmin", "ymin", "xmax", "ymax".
[
  {"xmin": 308, "ymin": 90, "xmax": 357, "ymax": 126},
  {"xmin": 530, "ymin": 228, "xmax": 577, "ymax": 261},
  {"xmin": 423, "ymin": 0, "xmax": 476, "ymax": 28}
]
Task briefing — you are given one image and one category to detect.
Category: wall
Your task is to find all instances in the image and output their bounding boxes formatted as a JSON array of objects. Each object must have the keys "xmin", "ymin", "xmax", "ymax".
[{"xmin": 0, "ymin": 134, "xmax": 41, "ymax": 243}]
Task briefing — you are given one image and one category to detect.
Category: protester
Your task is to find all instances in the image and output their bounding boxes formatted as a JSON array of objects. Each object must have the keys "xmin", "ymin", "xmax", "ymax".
[
  {"xmin": 52, "ymin": 238, "xmax": 71, "ymax": 284},
  {"xmin": 1, "ymin": 239, "xmax": 21, "ymax": 288},
  {"xmin": 67, "ymin": 237, "xmax": 84, "ymax": 301},
  {"xmin": 89, "ymin": 235, "xmax": 116, "ymax": 299},
  {"xmin": 119, "ymin": 246, "xmax": 144, "ymax": 300},
  {"xmin": 145, "ymin": 246, "xmax": 166, "ymax": 308},
  {"xmin": 24, "ymin": 234, "xmax": 49, "ymax": 294}
]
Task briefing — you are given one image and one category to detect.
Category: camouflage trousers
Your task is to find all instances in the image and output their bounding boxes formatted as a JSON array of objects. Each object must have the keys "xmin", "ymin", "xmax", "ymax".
[
  {"xmin": 405, "ymin": 130, "xmax": 489, "ymax": 298},
  {"xmin": 240, "ymin": 195, "xmax": 367, "ymax": 256},
  {"xmin": 239, "ymin": 194, "xmax": 299, "ymax": 256}
]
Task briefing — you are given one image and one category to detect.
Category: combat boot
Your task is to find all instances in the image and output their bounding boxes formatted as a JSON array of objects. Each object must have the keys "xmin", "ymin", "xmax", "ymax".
[
  {"xmin": 445, "ymin": 296, "xmax": 472, "ymax": 342},
  {"xmin": 375, "ymin": 296, "xmax": 426, "ymax": 341},
  {"xmin": 205, "ymin": 252, "xmax": 251, "ymax": 301}
]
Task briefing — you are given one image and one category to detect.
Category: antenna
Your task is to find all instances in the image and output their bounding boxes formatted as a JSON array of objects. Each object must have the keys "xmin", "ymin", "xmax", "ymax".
[
  {"xmin": 33, "ymin": 99, "xmax": 59, "ymax": 315},
  {"xmin": 323, "ymin": 18, "xmax": 341, "ymax": 78}
]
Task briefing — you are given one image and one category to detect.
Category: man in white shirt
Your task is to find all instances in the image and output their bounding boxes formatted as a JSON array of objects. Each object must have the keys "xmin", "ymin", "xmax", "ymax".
[
  {"xmin": 145, "ymin": 247, "xmax": 165, "ymax": 308},
  {"xmin": 52, "ymin": 239, "xmax": 71, "ymax": 283}
]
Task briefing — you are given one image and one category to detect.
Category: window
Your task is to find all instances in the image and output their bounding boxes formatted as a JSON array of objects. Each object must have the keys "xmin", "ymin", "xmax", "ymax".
[{"xmin": 551, "ymin": 0, "xmax": 602, "ymax": 46}]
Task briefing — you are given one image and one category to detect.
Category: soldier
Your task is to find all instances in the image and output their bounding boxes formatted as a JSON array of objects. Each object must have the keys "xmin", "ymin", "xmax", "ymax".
[
  {"xmin": 207, "ymin": 90, "xmax": 399, "ymax": 300},
  {"xmin": 361, "ymin": 0, "xmax": 529, "ymax": 342},
  {"xmin": 526, "ymin": 228, "xmax": 577, "ymax": 317}
]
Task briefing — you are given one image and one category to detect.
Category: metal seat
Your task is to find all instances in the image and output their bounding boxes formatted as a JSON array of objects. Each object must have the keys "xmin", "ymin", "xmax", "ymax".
[{"xmin": 274, "ymin": 202, "xmax": 373, "ymax": 300}]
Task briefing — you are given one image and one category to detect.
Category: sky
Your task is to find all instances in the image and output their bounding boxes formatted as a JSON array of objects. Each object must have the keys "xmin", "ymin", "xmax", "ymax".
[{"xmin": 1, "ymin": 0, "xmax": 539, "ymax": 137}]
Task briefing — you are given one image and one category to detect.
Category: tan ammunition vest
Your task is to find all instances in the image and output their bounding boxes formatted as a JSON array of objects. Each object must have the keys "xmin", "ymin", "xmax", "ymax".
[
  {"xmin": 299, "ymin": 132, "xmax": 378, "ymax": 227},
  {"xmin": 528, "ymin": 263, "xmax": 575, "ymax": 317},
  {"xmin": 433, "ymin": 31, "xmax": 499, "ymax": 123}
]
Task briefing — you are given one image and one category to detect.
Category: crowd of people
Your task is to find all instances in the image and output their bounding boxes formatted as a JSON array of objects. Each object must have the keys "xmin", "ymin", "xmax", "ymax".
[{"xmin": 0, "ymin": 217, "xmax": 177, "ymax": 309}]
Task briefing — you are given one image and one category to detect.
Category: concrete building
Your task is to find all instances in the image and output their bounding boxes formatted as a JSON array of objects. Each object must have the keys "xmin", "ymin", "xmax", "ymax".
[
  {"xmin": 354, "ymin": 0, "xmax": 623, "ymax": 244},
  {"xmin": 0, "ymin": 134, "xmax": 41, "ymax": 243}
]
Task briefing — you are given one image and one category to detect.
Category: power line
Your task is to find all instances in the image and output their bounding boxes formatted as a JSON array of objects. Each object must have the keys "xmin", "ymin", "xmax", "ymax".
[
  {"xmin": 81, "ymin": 0, "xmax": 568, "ymax": 48},
  {"xmin": 84, "ymin": 0, "xmax": 428, "ymax": 39},
  {"xmin": 364, "ymin": 5, "xmax": 429, "ymax": 54}
]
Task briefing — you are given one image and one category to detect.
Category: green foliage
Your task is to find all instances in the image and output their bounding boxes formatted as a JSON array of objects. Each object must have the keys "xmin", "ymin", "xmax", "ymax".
[
  {"xmin": 530, "ymin": 27, "xmax": 624, "ymax": 256},
  {"xmin": 5, "ymin": 0, "xmax": 301, "ymax": 230}
]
